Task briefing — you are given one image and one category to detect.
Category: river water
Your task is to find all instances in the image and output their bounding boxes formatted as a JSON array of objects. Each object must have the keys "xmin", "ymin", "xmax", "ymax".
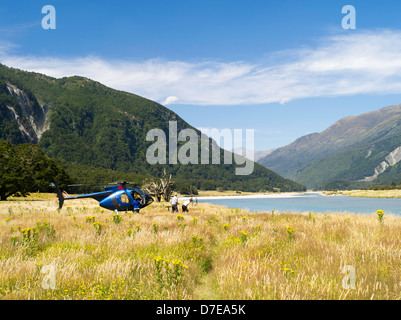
[{"xmin": 196, "ymin": 192, "xmax": 401, "ymax": 216}]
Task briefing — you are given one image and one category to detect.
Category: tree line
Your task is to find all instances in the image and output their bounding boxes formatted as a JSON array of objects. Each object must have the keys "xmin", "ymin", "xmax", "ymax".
[{"xmin": 0, "ymin": 141, "xmax": 72, "ymax": 200}]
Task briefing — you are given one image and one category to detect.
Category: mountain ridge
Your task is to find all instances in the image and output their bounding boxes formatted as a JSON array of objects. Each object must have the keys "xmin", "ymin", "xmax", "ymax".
[
  {"xmin": 0, "ymin": 63, "xmax": 305, "ymax": 192},
  {"xmin": 258, "ymin": 103, "xmax": 401, "ymax": 189}
]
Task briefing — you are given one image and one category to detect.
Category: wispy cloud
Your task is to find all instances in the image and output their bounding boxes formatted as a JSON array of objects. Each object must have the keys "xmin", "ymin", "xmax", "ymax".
[
  {"xmin": 0, "ymin": 41, "xmax": 19, "ymax": 55},
  {"xmin": 2, "ymin": 29, "xmax": 401, "ymax": 106},
  {"xmin": 0, "ymin": 22, "xmax": 40, "ymax": 38}
]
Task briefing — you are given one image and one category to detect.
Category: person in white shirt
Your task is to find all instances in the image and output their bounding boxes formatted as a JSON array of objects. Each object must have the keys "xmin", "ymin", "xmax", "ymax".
[
  {"xmin": 171, "ymin": 193, "xmax": 179, "ymax": 212},
  {"xmin": 182, "ymin": 198, "xmax": 193, "ymax": 212}
]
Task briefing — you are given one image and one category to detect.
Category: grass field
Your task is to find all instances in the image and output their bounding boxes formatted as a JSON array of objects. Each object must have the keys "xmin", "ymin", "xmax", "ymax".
[{"xmin": 1, "ymin": 193, "xmax": 401, "ymax": 300}]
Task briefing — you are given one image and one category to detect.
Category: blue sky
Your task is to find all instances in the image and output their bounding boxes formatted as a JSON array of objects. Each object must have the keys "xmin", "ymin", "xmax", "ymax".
[{"xmin": 2, "ymin": 1, "xmax": 401, "ymax": 150}]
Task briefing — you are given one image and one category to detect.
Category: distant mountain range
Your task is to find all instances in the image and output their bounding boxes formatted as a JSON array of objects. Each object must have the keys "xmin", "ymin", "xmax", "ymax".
[
  {"xmin": 0, "ymin": 63, "xmax": 305, "ymax": 192},
  {"xmin": 232, "ymin": 147, "xmax": 275, "ymax": 162},
  {"xmin": 258, "ymin": 104, "xmax": 401, "ymax": 189}
]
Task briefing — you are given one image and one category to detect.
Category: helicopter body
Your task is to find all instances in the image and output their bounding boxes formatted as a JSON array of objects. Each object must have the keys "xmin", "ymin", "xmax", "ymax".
[{"xmin": 51, "ymin": 182, "xmax": 154, "ymax": 213}]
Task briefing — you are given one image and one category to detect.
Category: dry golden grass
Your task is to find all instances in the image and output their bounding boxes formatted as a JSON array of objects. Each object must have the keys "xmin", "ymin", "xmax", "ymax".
[{"xmin": 1, "ymin": 193, "xmax": 401, "ymax": 300}]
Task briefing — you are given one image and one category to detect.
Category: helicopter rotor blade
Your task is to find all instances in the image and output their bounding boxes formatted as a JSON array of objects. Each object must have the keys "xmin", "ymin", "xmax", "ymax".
[
  {"xmin": 68, "ymin": 183, "xmax": 101, "ymax": 187},
  {"xmin": 107, "ymin": 181, "xmax": 139, "ymax": 185}
]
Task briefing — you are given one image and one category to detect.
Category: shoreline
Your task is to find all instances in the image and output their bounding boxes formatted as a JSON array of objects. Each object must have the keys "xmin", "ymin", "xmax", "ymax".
[{"xmin": 179, "ymin": 191, "xmax": 323, "ymax": 200}]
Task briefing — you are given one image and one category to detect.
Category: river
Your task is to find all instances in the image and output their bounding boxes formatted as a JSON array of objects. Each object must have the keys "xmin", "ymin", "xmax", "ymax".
[{"xmin": 196, "ymin": 192, "xmax": 401, "ymax": 216}]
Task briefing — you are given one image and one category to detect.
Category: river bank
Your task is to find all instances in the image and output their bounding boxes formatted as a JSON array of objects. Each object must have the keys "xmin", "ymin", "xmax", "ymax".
[
  {"xmin": 323, "ymin": 189, "xmax": 401, "ymax": 199},
  {"xmin": 186, "ymin": 191, "xmax": 321, "ymax": 200}
]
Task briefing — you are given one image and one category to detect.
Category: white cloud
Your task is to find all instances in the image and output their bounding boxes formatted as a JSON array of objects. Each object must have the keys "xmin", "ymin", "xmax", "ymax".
[
  {"xmin": 2, "ymin": 29, "xmax": 401, "ymax": 106},
  {"xmin": 279, "ymin": 97, "xmax": 291, "ymax": 105},
  {"xmin": 161, "ymin": 96, "xmax": 179, "ymax": 105}
]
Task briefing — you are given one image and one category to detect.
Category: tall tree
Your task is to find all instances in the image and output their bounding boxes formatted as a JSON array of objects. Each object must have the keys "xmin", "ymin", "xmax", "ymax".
[
  {"xmin": 0, "ymin": 141, "xmax": 72, "ymax": 200},
  {"xmin": 0, "ymin": 141, "xmax": 27, "ymax": 200}
]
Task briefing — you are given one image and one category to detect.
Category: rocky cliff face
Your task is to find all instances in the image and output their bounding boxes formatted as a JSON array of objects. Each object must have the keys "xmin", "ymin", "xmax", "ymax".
[
  {"xmin": 0, "ymin": 80, "xmax": 50, "ymax": 144},
  {"xmin": 361, "ymin": 145, "xmax": 401, "ymax": 182},
  {"xmin": 5, "ymin": 83, "xmax": 49, "ymax": 143}
]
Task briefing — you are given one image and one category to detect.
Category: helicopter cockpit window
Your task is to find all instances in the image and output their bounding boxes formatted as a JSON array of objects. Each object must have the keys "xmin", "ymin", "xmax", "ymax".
[
  {"xmin": 121, "ymin": 193, "xmax": 129, "ymax": 203},
  {"xmin": 131, "ymin": 191, "xmax": 142, "ymax": 203}
]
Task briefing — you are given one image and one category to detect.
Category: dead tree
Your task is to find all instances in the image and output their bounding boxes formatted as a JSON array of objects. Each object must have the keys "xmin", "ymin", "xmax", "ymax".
[
  {"xmin": 142, "ymin": 169, "xmax": 174, "ymax": 202},
  {"xmin": 160, "ymin": 169, "xmax": 174, "ymax": 202},
  {"xmin": 142, "ymin": 180, "xmax": 162, "ymax": 202}
]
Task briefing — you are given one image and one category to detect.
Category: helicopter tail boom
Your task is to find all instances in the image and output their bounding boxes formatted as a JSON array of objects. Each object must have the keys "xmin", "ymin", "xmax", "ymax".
[{"xmin": 50, "ymin": 182, "xmax": 65, "ymax": 209}]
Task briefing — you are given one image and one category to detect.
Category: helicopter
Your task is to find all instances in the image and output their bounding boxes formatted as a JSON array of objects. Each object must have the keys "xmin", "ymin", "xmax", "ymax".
[{"xmin": 50, "ymin": 181, "xmax": 154, "ymax": 214}]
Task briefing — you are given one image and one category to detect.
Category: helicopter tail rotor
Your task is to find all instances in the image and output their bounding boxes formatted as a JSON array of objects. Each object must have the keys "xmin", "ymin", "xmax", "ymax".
[{"xmin": 50, "ymin": 182, "xmax": 65, "ymax": 209}]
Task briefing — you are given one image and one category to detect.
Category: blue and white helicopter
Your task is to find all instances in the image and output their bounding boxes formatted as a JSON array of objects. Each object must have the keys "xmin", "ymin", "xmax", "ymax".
[{"xmin": 51, "ymin": 181, "xmax": 154, "ymax": 214}]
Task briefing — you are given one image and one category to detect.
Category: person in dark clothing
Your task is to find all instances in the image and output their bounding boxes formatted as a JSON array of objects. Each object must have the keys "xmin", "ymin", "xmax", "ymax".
[
  {"xmin": 171, "ymin": 193, "xmax": 179, "ymax": 212},
  {"xmin": 133, "ymin": 197, "xmax": 141, "ymax": 213}
]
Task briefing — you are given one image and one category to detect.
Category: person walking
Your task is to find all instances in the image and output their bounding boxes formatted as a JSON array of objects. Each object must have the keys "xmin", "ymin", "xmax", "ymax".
[
  {"xmin": 171, "ymin": 193, "xmax": 179, "ymax": 212},
  {"xmin": 182, "ymin": 198, "xmax": 193, "ymax": 212}
]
